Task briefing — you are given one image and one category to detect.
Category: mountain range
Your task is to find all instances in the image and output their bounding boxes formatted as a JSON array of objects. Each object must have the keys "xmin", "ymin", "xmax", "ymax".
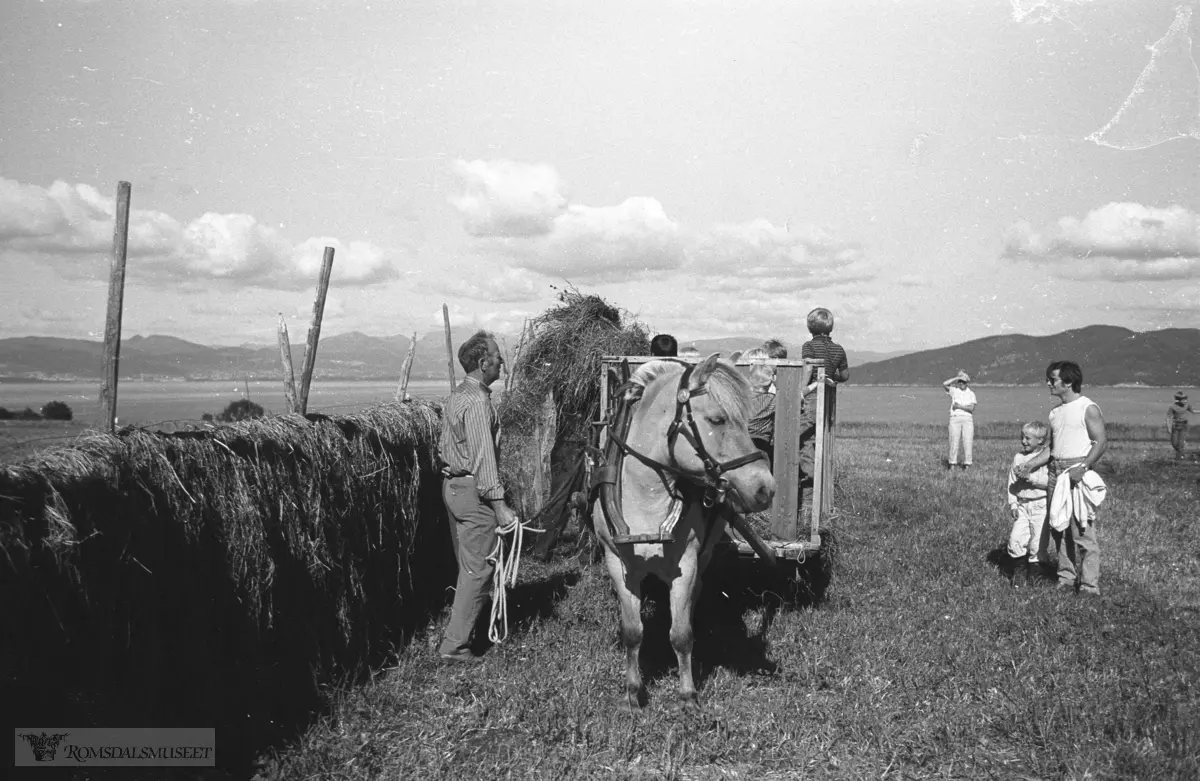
[
  {"xmin": 0, "ymin": 325, "xmax": 1195, "ymax": 385},
  {"xmin": 851, "ymin": 326, "xmax": 1200, "ymax": 387}
]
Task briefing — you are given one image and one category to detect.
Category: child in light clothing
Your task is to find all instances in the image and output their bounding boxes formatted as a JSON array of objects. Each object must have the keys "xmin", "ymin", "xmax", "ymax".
[
  {"xmin": 741, "ymin": 347, "xmax": 776, "ymax": 468},
  {"xmin": 1006, "ymin": 421, "xmax": 1050, "ymax": 587}
]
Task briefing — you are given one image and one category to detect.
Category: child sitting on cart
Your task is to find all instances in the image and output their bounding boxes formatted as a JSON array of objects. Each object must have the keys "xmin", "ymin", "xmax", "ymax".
[{"xmin": 741, "ymin": 347, "xmax": 777, "ymax": 469}]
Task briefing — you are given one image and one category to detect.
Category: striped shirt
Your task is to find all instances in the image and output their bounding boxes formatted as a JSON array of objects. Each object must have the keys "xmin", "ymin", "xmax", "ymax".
[
  {"xmin": 747, "ymin": 390, "xmax": 776, "ymax": 442},
  {"xmin": 438, "ymin": 376, "xmax": 504, "ymax": 501},
  {"xmin": 801, "ymin": 335, "xmax": 849, "ymax": 395}
]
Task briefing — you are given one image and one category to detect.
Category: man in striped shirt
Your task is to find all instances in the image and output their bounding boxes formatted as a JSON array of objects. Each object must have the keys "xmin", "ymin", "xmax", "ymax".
[{"xmin": 437, "ymin": 330, "xmax": 518, "ymax": 663}]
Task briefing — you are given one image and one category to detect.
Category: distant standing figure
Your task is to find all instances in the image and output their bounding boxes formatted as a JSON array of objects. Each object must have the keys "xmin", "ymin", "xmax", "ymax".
[
  {"xmin": 942, "ymin": 370, "xmax": 977, "ymax": 470},
  {"xmin": 650, "ymin": 333, "xmax": 678, "ymax": 357},
  {"xmin": 1166, "ymin": 391, "xmax": 1195, "ymax": 461},
  {"xmin": 1006, "ymin": 421, "xmax": 1050, "ymax": 587}
]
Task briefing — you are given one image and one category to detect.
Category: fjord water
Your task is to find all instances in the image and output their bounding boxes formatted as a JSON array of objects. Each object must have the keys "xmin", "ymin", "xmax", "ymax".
[{"xmin": 0, "ymin": 380, "xmax": 1187, "ymax": 429}]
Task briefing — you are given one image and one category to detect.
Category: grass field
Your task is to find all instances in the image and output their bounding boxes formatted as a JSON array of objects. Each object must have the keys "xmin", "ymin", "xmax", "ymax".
[
  {"xmin": 0, "ymin": 418, "xmax": 92, "ymax": 463},
  {"xmin": 251, "ymin": 423, "xmax": 1199, "ymax": 780}
]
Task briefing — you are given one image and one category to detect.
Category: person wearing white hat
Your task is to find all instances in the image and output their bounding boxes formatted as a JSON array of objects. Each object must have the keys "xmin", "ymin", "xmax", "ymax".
[
  {"xmin": 942, "ymin": 370, "xmax": 977, "ymax": 470},
  {"xmin": 1166, "ymin": 391, "xmax": 1195, "ymax": 461}
]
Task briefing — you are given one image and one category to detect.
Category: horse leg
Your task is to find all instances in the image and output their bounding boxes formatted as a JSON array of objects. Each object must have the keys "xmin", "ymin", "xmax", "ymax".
[
  {"xmin": 604, "ymin": 549, "xmax": 644, "ymax": 708},
  {"xmin": 668, "ymin": 561, "xmax": 702, "ymax": 710}
]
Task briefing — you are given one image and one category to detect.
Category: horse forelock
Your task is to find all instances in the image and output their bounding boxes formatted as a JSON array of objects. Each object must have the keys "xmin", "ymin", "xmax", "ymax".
[
  {"xmin": 633, "ymin": 359, "xmax": 750, "ymax": 427},
  {"xmin": 702, "ymin": 361, "xmax": 751, "ymax": 426}
]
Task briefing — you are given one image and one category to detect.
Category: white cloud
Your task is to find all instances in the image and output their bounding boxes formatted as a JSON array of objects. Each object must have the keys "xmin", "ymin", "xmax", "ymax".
[
  {"xmin": 289, "ymin": 237, "xmax": 395, "ymax": 287},
  {"xmin": 0, "ymin": 175, "xmax": 398, "ymax": 290},
  {"xmin": 687, "ymin": 218, "xmax": 870, "ymax": 292},
  {"xmin": 424, "ymin": 264, "xmax": 547, "ymax": 303},
  {"xmin": 1004, "ymin": 202, "xmax": 1200, "ymax": 279},
  {"xmin": 451, "ymin": 161, "xmax": 874, "ymax": 290},
  {"xmin": 523, "ymin": 197, "xmax": 687, "ymax": 280},
  {"xmin": 428, "ymin": 303, "xmax": 537, "ymax": 337},
  {"xmin": 450, "ymin": 159, "xmax": 567, "ymax": 237},
  {"xmin": 635, "ymin": 282, "xmax": 879, "ymax": 347}
]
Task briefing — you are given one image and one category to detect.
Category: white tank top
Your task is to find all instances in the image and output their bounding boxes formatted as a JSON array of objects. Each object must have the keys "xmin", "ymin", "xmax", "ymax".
[{"xmin": 1050, "ymin": 395, "xmax": 1099, "ymax": 459}]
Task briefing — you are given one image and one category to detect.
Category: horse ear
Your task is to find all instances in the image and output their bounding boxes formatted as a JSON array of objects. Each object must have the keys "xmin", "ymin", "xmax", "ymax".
[{"xmin": 693, "ymin": 353, "xmax": 723, "ymax": 386}]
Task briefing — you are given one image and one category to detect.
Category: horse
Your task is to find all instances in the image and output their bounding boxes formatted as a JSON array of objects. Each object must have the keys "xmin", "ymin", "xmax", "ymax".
[{"xmin": 592, "ymin": 354, "xmax": 777, "ymax": 709}]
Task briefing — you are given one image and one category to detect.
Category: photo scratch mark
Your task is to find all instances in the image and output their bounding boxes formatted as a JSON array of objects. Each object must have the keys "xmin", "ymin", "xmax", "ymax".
[
  {"xmin": 1086, "ymin": 5, "xmax": 1200, "ymax": 150},
  {"xmin": 1009, "ymin": 0, "xmax": 1089, "ymax": 33}
]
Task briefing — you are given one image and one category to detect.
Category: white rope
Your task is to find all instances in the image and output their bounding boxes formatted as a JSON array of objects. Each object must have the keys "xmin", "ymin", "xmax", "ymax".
[{"xmin": 487, "ymin": 519, "xmax": 544, "ymax": 644}]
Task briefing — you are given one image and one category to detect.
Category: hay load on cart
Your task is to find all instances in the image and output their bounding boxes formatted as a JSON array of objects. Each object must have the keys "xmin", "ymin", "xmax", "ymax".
[{"xmin": 497, "ymin": 289, "xmax": 649, "ymax": 559}]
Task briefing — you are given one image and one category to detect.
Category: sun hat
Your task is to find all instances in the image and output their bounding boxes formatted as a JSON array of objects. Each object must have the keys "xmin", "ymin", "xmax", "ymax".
[{"xmin": 1176, "ymin": 391, "xmax": 1188, "ymax": 401}]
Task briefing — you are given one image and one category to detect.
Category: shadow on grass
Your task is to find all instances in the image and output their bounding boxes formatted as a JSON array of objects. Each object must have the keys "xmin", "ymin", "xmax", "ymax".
[
  {"xmin": 470, "ymin": 568, "xmax": 582, "ymax": 656},
  {"xmin": 626, "ymin": 531, "xmax": 836, "ymax": 700}
]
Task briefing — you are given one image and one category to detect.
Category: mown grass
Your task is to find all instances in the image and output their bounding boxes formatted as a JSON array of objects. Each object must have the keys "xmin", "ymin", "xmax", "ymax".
[{"xmin": 256, "ymin": 425, "xmax": 1199, "ymax": 780}]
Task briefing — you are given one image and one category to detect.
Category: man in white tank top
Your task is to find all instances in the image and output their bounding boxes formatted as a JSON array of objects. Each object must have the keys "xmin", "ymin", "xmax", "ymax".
[{"xmin": 1015, "ymin": 361, "xmax": 1108, "ymax": 595}]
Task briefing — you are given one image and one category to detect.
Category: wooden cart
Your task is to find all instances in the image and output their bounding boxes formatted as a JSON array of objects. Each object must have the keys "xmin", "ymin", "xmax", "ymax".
[{"xmin": 597, "ymin": 356, "xmax": 836, "ymax": 562}]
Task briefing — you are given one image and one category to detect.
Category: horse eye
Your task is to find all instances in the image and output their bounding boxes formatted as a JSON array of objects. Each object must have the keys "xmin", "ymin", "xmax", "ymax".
[{"xmin": 707, "ymin": 413, "xmax": 727, "ymax": 426}]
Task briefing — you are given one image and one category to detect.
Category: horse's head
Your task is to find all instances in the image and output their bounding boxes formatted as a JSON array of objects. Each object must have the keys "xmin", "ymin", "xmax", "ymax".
[{"xmin": 630, "ymin": 354, "xmax": 776, "ymax": 512}]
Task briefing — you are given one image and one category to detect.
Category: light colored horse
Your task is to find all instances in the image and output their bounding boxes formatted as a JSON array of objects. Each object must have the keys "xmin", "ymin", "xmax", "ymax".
[{"xmin": 592, "ymin": 354, "xmax": 777, "ymax": 709}]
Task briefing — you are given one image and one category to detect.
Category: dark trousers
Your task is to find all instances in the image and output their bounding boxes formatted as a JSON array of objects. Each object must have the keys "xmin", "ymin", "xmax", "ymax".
[{"xmin": 439, "ymin": 476, "xmax": 497, "ymax": 656}]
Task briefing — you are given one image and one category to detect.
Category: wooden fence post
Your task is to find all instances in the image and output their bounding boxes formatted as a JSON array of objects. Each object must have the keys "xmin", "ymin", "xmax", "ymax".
[
  {"xmin": 98, "ymin": 181, "xmax": 132, "ymax": 433},
  {"xmin": 395, "ymin": 331, "xmax": 417, "ymax": 401},
  {"xmin": 277, "ymin": 313, "xmax": 299, "ymax": 413},
  {"xmin": 297, "ymin": 247, "xmax": 335, "ymax": 414},
  {"xmin": 533, "ymin": 391, "xmax": 556, "ymax": 512},
  {"xmin": 442, "ymin": 304, "xmax": 456, "ymax": 392}
]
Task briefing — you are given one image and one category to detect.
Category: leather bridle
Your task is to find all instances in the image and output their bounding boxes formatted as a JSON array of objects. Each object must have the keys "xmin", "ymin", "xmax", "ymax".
[{"xmin": 607, "ymin": 362, "xmax": 767, "ymax": 508}]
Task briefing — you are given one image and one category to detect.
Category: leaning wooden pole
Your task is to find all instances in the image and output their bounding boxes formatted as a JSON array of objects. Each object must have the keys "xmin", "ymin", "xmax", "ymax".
[
  {"xmin": 277, "ymin": 313, "xmax": 299, "ymax": 413},
  {"xmin": 442, "ymin": 303, "xmax": 456, "ymax": 392},
  {"xmin": 395, "ymin": 331, "xmax": 418, "ymax": 401},
  {"xmin": 297, "ymin": 247, "xmax": 335, "ymax": 414},
  {"xmin": 98, "ymin": 181, "xmax": 132, "ymax": 433}
]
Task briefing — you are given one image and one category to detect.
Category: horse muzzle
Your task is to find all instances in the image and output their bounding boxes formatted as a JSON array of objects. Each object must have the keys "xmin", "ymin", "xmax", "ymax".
[{"xmin": 722, "ymin": 468, "xmax": 776, "ymax": 513}]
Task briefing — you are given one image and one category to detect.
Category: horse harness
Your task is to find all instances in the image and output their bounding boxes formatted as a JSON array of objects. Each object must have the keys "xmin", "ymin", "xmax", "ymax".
[{"xmin": 592, "ymin": 359, "xmax": 767, "ymax": 545}]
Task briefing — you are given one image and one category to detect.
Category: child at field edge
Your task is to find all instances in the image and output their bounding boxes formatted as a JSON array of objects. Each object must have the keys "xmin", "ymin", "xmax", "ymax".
[{"xmin": 1006, "ymin": 421, "xmax": 1050, "ymax": 588}]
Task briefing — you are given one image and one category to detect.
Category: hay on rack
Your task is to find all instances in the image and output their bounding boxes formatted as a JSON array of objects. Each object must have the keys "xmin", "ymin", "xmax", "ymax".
[
  {"xmin": 497, "ymin": 288, "xmax": 648, "ymax": 541},
  {"xmin": 0, "ymin": 399, "xmax": 453, "ymax": 762}
]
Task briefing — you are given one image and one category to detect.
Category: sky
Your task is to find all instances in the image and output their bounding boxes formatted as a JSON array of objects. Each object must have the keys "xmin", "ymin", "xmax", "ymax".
[{"xmin": 1, "ymin": 0, "xmax": 1198, "ymax": 354}]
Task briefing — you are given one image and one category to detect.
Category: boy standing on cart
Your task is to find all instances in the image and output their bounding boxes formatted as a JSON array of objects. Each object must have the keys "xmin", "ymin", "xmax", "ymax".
[{"xmin": 799, "ymin": 308, "xmax": 849, "ymax": 522}]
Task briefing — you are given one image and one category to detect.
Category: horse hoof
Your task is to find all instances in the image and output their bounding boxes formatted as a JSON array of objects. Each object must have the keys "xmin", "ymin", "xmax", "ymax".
[{"xmin": 676, "ymin": 692, "xmax": 701, "ymax": 712}]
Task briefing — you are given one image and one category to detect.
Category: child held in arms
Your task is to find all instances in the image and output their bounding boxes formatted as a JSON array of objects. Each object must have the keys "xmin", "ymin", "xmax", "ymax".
[{"xmin": 1006, "ymin": 421, "xmax": 1050, "ymax": 588}]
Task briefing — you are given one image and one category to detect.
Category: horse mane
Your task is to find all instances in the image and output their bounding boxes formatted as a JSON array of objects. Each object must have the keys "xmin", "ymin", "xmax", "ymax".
[{"xmin": 631, "ymin": 358, "xmax": 750, "ymax": 426}]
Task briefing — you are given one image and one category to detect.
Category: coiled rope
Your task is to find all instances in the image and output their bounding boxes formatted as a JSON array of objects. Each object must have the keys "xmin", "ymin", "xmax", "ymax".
[{"xmin": 487, "ymin": 519, "xmax": 544, "ymax": 644}]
